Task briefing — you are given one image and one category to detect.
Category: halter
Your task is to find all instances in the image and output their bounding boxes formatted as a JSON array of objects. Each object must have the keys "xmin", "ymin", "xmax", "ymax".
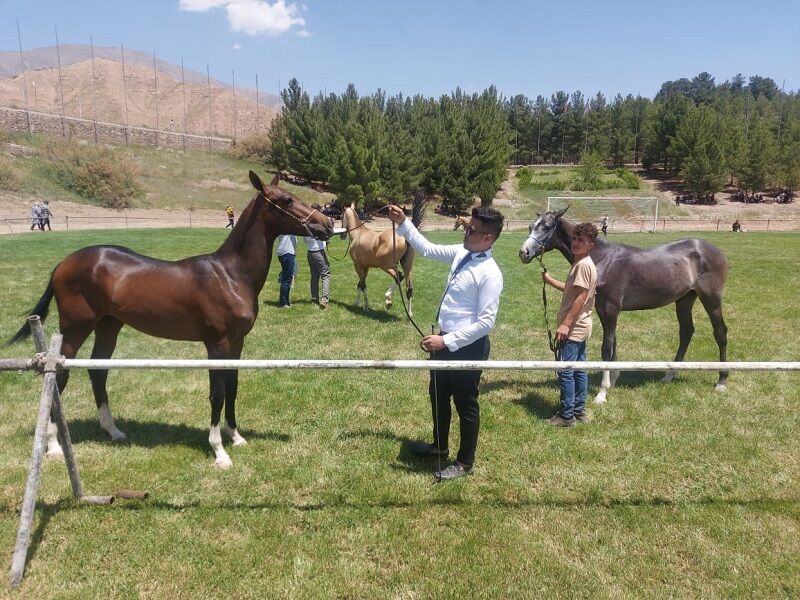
[
  {"xmin": 525, "ymin": 225, "xmax": 561, "ymax": 360},
  {"xmin": 259, "ymin": 191, "xmax": 321, "ymax": 239}
]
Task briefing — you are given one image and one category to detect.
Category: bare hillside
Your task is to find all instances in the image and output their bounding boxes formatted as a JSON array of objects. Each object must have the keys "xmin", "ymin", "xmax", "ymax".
[{"xmin": 0, "ymin": 55, "xmax": 278, "ymax": 139}]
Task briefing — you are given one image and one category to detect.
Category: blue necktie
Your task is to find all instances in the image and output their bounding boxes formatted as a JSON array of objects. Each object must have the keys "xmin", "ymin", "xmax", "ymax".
[{"xmin": 452, "ymin": 252, "xmax": 485, "ymax": 277}]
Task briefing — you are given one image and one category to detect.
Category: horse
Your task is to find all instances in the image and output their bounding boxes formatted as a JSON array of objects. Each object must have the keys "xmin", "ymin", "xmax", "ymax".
[
  {"xmin": 519, "ymin": 208, "xmax": 728, "ymax": 403},
  {"xmin": 453, "ymin": 215, "xmax": 470, "ymax": 231},
  {"xmin": 340, "ymin": 194, "xmax": 425, "ymax": 316},
  {"xmin": 7, "ymin": 171, "xmax": 334, "ymax": 468}
]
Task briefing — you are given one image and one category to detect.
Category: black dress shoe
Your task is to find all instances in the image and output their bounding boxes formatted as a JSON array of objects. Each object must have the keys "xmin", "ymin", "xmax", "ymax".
[{"xmin": 408, "ymin": 441, "xmax": 448, "ymax": 459}]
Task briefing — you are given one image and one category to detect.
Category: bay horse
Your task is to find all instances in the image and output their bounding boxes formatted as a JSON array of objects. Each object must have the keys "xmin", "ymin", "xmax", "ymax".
[
  {"xmin": 519, "ymin": 208, "xmax": 728, "ymax": 403},
  {"xmin": 7, "ymin": 171, "xmax": 334, "ymax": 468},
  {"xmin": 341, "ymin": 194, "xmax": 425, "ymax": 316}
]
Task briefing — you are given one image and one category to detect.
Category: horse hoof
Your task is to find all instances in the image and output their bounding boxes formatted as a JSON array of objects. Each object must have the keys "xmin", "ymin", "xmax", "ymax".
[
  {"xmin": 593, "ymin": 395, "xmax": 607, "ymax": 405},
  {"xmin": 47, "ymin": 447, "xmax": 64, "ymax": 458},
  {"xmin": 661, "ymin": 372, "xmax": 675, "ymax": 383},
  {"xmin": 111, "ymin": 431, "xmax": 128, "ymax": 442},
  {"xmin": 385, "ymin": 301, "xmax": 393, "ymax": 310},
  {"xmin": 215, "ymin": 457, "xmax": 233, "ymax": 469},
  {"xmin": 714, "ymin": 384, "xmax": 727, "ymax": 393},
  {"xmin": 232, "ymin": 436, "xmax": 248, "ymax": 447}
]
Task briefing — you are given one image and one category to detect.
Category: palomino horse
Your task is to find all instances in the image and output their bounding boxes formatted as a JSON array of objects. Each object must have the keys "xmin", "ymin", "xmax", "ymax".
[
  {"xmin": 341, "ymin": 195, "xmax": 424, "ymax": 316},
  {"xmin": 519, "ymin": 208, "xmax": 729, "ymax": 403},
  {"xmin": 453, "ymin": 215, "xmax": 470, "ymax": 231},
  {"xmin": 7, "ymin": 171, "xmax": 333, "ymax": 468}
]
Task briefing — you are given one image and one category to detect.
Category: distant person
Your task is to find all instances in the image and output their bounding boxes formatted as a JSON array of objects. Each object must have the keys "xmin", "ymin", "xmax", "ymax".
[
  {"xmin": 30, "ymin": 202, "xmax": 42, "ymax": 231},
  {"xmin": 600, "ymin": 215, "xmax": 608, "ymax": 236},
  {"xmin": 169, "ymin": 118, "xmax": 175, "ymax": 130},
  {"xmin": 303, "ymin": 210, "xmax": 331, "ymax": 309},
  {"xmin": 40, "ymin": 201, "xmax": 54, "ymax": 231},
  {"xmin": 275, "ymin": 234, "xmax": 297, "ymax": 308},
  {"xmin": 542, "ymin": 222, "xmax": 599, "ymax": 427},
  {"xmin": 225, "ymin": 205, "xmax": 235, "ymax": 228}
]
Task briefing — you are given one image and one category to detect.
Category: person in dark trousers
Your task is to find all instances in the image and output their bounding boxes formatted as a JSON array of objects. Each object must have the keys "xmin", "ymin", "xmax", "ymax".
[
  {"xmin": 387, "ymin": 204, "xmax": 504, "ymax": 481},
  {"xmin": 30, "ymin": 202, "xmax": 42, "ymax": 231},
  {"xmin": 275, "ymin": 234, "xmax": 297, "ymax": 308},
  {"xmin": 225, "ymin": 205, "xmax": 235, "ymax": 228},
  {"xmin": 40, "ymin": 201, "xmax": 54, "ymax": 231}
]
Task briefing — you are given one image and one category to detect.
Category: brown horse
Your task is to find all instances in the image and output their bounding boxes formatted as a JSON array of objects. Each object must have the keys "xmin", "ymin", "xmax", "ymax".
[
  {"xmin": 519, "ymin": 209, "xmax": 729, "ymax": 403},
  {"xmin": 341, "ymin": 195, "xmax": 424, "ymax": 316},
  {"xmin": 453, "ymin": 215, "xmax": 470, "ymax": 231},
  {"xmin": 7, "ymin": 171, "xmax": 334, "ymax": 468}
]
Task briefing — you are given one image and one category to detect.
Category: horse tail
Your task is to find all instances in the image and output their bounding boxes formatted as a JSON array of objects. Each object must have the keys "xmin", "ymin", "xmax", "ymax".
[
  {"xmin": 5, "ymin": 273, "xmax": 56, "ymax": 346},
  {"xmin": 399, "ymin": 189, "xmax": 427, "ymax": 267}
]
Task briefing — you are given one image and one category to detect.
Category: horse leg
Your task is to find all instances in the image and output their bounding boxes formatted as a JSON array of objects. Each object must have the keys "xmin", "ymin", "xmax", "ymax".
[
  {"xmin": 698, "ymin": 291, "xmax": 729, "ymax": 391},
  {"xmin": 222, "ymin": 338, "xmax": 247, "ymax": 447},
  {"xmin": 401, "ymin": 250, "xmax": 415, "ymax": 318},
  {"xmin": 662, "ymin": 292, "xmax": 697, "ymax": 383},
  {"xmin": 88, "ymin": 316, "xmax": 127, "ymax": 442},
  {"xmin": 47, "ymin": 321, "xmax": 94, "ymax": 456},
  {"xmin": 384, "ymin": 268, "xmax": 401, "ymax": 310},
  {"xmin": 206, "ymin": 341, "xmax": 233, "ymax": 468},
  {"xmin": 354, "ymin": 266, "xmax": 369, "ymax": 310},
  {"xmin": 594, "ymin": 305, "xmax": 619, "ymax": 404}
]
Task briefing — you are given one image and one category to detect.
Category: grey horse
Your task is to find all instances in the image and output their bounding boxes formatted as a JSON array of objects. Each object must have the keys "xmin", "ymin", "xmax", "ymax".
[{"xmin": 519, "ymin": 208, "xmax": 729, "ymax": 403}]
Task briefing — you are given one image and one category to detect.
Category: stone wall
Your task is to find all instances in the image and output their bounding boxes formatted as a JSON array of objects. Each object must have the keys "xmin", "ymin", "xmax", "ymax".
[{"xmin": 0, "ymin": 106, "xmax": 232, "ymax": 151}]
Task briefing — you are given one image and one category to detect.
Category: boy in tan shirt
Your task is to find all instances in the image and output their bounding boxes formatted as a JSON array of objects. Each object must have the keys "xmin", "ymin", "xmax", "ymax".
[{"xmin": 542, "ymin": 222, "xmax": 598, "ymax": 427}]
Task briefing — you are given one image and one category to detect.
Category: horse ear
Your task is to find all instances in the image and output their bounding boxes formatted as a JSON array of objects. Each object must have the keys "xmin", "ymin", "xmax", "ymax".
[
  {"xmin": 535, "ymin": 212, "xmax": 541, "ymax": 217},
  {"xmin": 350, "ymin": 203, "xmax": 355, "ymax": 209},
  {"xmin": 249, "ymin": 171, "xmax": 264, "ymax": 191},
  {"xmin": 556, "ymin": 206, "xmax": 569, "ymax": 217},
  {"xmin": 269, "ymin": 172, "xmax": 280, "ymax": 187}
]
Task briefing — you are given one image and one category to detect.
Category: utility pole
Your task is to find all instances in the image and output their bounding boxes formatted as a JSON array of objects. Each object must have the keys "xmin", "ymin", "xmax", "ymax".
[
  {"xmin": 17, "ymin": 19, "xmax": 30, "ymax": 133},
  {"xmin": 90, "ymin": 36, "xmax": 99, "ymax": 143},
  {"xmin": 121, "ymin": 44, "xmax": 130, "ymax": 145},
  {"xmin": 55, "ymin": 27, "xmax": 66, "ymax": 137}
]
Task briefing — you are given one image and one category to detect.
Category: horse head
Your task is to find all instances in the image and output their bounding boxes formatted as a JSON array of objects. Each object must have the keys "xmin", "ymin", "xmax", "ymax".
[
  {"xmin": 340, "ymin": 203, "xmax": 361, "ymax": 239},
  {"xmin": 518, "ymin": 207, "xmax": 568, "ymax": 264},
  {"xmin": 249, "ymin": 171, "xmax": 333, "ymax": 240}
]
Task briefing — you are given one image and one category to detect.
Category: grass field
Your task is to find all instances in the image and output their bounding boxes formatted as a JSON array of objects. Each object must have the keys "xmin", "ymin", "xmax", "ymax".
[{"xmin": 0, "ymin": 227, "xmax": 798, "ymax": 598}]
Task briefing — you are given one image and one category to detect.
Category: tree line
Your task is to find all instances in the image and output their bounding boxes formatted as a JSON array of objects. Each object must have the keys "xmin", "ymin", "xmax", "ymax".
[{"xmin": 267, "ymin": 73, "xmax": 799, "ymax": 208}]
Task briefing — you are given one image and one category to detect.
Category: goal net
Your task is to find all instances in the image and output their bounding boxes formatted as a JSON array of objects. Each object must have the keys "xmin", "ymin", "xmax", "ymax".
[{"xmin": 546, "ymin": 196, "xmax": 659, "ymax": 233}]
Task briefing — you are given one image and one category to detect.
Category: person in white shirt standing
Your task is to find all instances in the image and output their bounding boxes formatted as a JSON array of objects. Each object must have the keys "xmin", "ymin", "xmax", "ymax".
[
  {"xmin": 303, "ymin": 207, "xmax": 331, "ymax": 309},
  {"xmin": 386, "ymin": 204, "xmax": 504, "ymax": 481}
]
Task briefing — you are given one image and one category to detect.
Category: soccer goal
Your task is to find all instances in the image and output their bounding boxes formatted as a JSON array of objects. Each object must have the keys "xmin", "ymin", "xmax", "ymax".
[{"xmin": 546, "ymin": 196, "xmax": 659, "ymax": 233}]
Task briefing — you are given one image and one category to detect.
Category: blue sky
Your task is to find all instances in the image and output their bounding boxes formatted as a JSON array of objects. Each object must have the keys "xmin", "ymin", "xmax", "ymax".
[{"xmin": 1, "ymin": 0, "xmax": 798, "ymax": 100}]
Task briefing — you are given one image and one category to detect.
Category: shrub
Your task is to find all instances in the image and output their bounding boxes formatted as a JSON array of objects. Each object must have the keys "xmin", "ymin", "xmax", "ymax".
[
  {"xmin": 516, "ymin": 168, "xmax": 533, "ymax": 187},
  {"xmin": 228, "ymin": 132, "xmax": 273, "ymax": 164},
  {"xmin": 44, "ymin": 140, "xmax": 142, "ymax": 209}
]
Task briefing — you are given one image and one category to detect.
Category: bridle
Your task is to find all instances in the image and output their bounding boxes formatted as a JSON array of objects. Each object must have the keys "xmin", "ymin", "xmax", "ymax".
[{"xmin": 259, "ymin": 191, "xmax": 323, "ymax": 239}]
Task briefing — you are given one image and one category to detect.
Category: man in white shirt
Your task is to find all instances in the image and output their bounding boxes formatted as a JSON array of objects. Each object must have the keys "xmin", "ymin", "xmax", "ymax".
[
  {"xmin": 303, "ymin": 208, "xmax": 331, "ymax": 309},
  {"xmin": 387, "ymin": 204, "xmax": 504, "ymax": 481},
  {"xmin": 275, "ymin": 234, "xmax": 297, "ymax": 308}
]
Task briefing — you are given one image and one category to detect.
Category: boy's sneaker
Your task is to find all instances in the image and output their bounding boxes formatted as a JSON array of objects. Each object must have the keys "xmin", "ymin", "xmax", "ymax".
[
  {"xmin": 574, "ymin": 411, "xmax": 590, "ymax": 424},
  {"xmin": 546, "ymin": 413, "xmax": 576, "ymax": 428}
]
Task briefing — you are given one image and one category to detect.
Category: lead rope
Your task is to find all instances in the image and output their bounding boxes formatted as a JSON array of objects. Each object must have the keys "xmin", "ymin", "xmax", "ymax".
[
  {"xmin": 535, "ymin": 254, "xmax": 561, "ymax": 361},
  {"xmin": 390, "ymin": 220, "xmax": 444, "ymax": 480}
]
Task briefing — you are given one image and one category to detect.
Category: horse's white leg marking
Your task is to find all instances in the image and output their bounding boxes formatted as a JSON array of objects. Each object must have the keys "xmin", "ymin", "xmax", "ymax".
[
  {"xmin": 210, "ymin": 425, "xmax": 232, "ymax": 468},
  {"xmin": 384, "ymin": 281, "xmax": 397, "ymax": 309},
  {"xmin": 223, "ymin": 420, "xmax": 247, "ymax": 446},
  {"xmin": 714, "ymin": 382, "xmax": 727, "ymax": 392},
  {"xmin": 594, "ymin": 370, "xmax": 610, "ymax": 404},
  {"xmin": 46, "ymin": 418, "xmax": 63, "ymax": 457},
  {"xmin": 362, "ymin": 286, "xmax": 371, "ymax": 310},
  {"xmin": 661, "ymin": 370, "xmax": 676, "ymax": 383},
  {"xmin": 354, "ymin": 286, "xmax": 361, "ymax": 307},
  {"xmin": 98, "ymin": 403, "xmax": 127, "ymax": 441}
]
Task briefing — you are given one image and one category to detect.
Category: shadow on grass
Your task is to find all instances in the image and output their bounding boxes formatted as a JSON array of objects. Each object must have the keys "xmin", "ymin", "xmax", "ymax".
[
  {"xmin": 58, "ymin": 418, "xmax": 290, "ymax": 450},
  {"xmin": 325, "ymin": 298, "xmax": 404, "ymax": 323},
  {"xmin": 338, "ymin": 427, "xmax": 446, "ymax": 475}
]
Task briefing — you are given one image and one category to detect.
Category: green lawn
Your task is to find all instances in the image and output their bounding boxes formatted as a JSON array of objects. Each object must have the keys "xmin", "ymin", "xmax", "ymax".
[{"xmin": 0, "ymin": 227, "xmax": 798, "ymax": 598}]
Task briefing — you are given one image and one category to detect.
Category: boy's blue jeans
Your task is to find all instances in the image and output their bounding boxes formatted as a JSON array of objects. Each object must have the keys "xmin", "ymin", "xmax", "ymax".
[
  {"xmin": 278, "ymin": 253, "xmax": 296, "ymax": 306},
  {"xmin": 558, "ymin": 339, "xmax": 588, "ymax": 419}
]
